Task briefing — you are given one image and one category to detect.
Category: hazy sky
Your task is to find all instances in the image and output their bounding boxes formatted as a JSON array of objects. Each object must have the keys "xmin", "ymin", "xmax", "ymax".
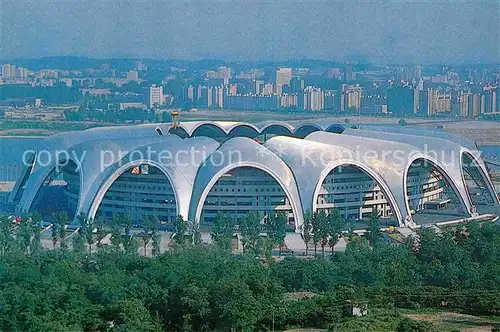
[{"xmin": 1, "ymin": 0, "xmax": 499, "ymax": 63}]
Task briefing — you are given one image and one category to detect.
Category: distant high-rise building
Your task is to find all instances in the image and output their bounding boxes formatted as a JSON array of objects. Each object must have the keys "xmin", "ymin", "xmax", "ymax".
[
  {"xmin": 262, "ymin": 83, "xmax": 274, "ymax": 96},
  {"xmin": 196, "ymin": 86, "xmax": 224, "ymax": 109},
  {"xmin": 458, "ymin": 92, "xmax": 472, "ymax": 117},
  {"xmin": 280, "ymin": 94, "xmax": 298, "ymax": 108},
  {"xmin": 225, "ymin": 95, "xmax": 279, "ymax": 110},
  {"xmin": 341, "ymin": 84, "xmax": 362, "ymax": 111},
  {"xmin": 412, "ymin": 65, "xmax": 422, "ymax": 80},
  {"xmin": 482, "ymin": 85, "xmax": 497, "ymax": 113},
  {"xmin": 470, "ymin": 93, "xmax": 482, "ymax": 117},
  {"xmin": 253, "ymin": 80, "xmax": 264, "ymax": 95},
  {"xmin": 343, "ymin": 65, "xmax": 355, "ymax": 82},
  {"xmin": 300, "ymin": 86, "xmax": 324, "ymax": 111},
  {"xmin": 276, "ymin": 68, "xmax": 292, "ymax": 86},
  {"xmin": 445, "ymin": 71, "xmax": 460, "ymax": 85},
  {"xmin": 327, "ymin": 68, "xmax": 343, "ymax": 80},
  {"xmin": 182, "ymin": 85, "xmax": 196, "ymax": 108},
  {"xmin": 1, "ymin": 64, "xmax": 16, "ymax": 80},
  {"xmin": 419, "ymin": 88, "xmax": 452, "ymax": 116},
  {"xmin": 126, "ymin": 70, "xmax": 139, "ymax": 81},
  {"xmin": 145, "ymin": 84, "xmax": 164, "ymax": 108},
  {"xmin": 15, "ymin": 67, "xmax": 28, "ymax": 81},
  {"xmin": 206, "ymin": 66, "xmax": 232, "ymax": 80},
  {"xmin": 218, "ymin": 66, "xmax": 232, "ymax": 79},
  {"xmin": 215, "ymin": 86, "xmax": 224, "ymax": 109},
  {"xmin": 396, "ymin": 65, "xmax": 422, "ymax": 83}
]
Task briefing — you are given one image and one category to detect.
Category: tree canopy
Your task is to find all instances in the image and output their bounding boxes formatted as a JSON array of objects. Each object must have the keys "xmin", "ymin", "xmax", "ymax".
[{"xmin": 0, "ymin": 213, "xmax": 498, "ymax": 331}]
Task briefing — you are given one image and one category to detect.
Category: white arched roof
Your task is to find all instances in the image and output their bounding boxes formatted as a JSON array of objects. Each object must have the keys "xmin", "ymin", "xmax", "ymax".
[
  {"xmin": 16, "ymin": 135, "xmax": 180, "ymax": 215},
  {"xmin": 82, "ymin": 137, "xmax": 219, "ymax": 221},
  {"xmin": 264, "ymin": 136, "xmax": 405, "ymax": 225},
  {"xmin": 188, "ymin": 137, "xmax": 304, "ymax": 231},
  {"xmin": 305, "ymin": 131, "xmax": 473, "ymax": 223},
  {"xmin": 10, "ymin": 124, "xmax": 165, "ymax": 205},
  {"xmin": 12, "ymin": 120, "xmax": 494, "ymax": 229},
  {"xmin": 345, "ymin": 128, "xmax": 498, "ymax": 205}
]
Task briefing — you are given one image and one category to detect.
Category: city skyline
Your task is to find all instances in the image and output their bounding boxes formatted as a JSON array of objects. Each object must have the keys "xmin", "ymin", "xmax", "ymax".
[{"xmin": 1, "ymin": 0, "xmax": 499, "ymax": 64}]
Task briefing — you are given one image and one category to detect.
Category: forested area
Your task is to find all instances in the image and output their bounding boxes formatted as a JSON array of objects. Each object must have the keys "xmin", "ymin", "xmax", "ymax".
[
  {"xmin": 64, "ymin": 107, "xmax": 156, "ymax": 123},
  {"xmin": 0, "ymin": 212, "xmax": 498, "ymax": 331}
]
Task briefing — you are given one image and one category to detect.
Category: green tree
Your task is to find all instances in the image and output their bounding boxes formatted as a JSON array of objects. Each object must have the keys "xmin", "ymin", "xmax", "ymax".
[
  {"xmin": 211, "ymin": 212, "xmax": 234, "ymax": 252},
  {"xmin": 240, "ymin": 211, "xmax": 262, "ymax": 254},
  {"xmin": 172, "ymin": 215, "xmax": 188, "ymax": 245},
  {"xmin": 77, "ymin": 213, "xmax": 95, "ymax": 254},
  {"xmin": 94, "ymin": 217, "xmax": 107, "ymax": 247},
  {"xmin": 29, "ymin": 213, "xmax": 42, "ymax": 255},
  {"xmin": 366, "ymin": 210, "xmax": 381, "ymax": 246},
  {"xmin": 301, "ymin": 211, "xmax": 313, "ymax": 256},
  {"xmin": 192, "ymin": 222, "xmax": 202, "ymax": 246},
  {"xmin": 72, "ymin": 232, "xmax": 86, "ymax": 253},
  {"xmin": 312, "ymin": 210, "xmax": 328, "ymax": 257},
  {"xmin": 105, "ymin": 299, "xmax": 162, "ymax": 332},
  {"xmin": 266, "ymin": 211, "xmax": 287, "ymax": 255},
  {"xmin": 0, "ymin": 215, "xmax": 15, "ymax": 255},
  {"xmin": 140, "ymin": 215, "xmax": 159, "ymax": 256},
  {"xmin": 110, "ymin": 214, "xmax": 123, "ymax": 249},
  {"xmin": 121, "ymin": 213, "xmax": 133, "ymax": 237},
  {"xmin": 51, "ymin": 212, "xmax": 69, "ymax": 250},
  {"xmin": 17, "ymin": 216, "xmax": 32, "ymax": 254},
  {"xmin": 396, "ymin": 318, "xmax": 432, "ymax": 332},
  {"xmin": 327, "ymin": 208, "xmax": 346, "ymax": 255}
]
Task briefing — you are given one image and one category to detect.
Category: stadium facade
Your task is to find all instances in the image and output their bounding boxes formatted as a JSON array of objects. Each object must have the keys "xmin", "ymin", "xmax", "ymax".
[{"xmin": 9, "ymin": 120, "xmax": 499, "ymax": 231}]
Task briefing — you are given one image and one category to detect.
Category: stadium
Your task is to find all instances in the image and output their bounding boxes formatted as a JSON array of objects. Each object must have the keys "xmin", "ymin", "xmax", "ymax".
[{"xmin": 9, "ymin": 120, "xmax": 499, "ymax": 232}]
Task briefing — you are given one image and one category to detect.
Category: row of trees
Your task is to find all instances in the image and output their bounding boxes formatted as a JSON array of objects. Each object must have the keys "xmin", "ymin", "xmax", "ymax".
[
  {"xmin": 0, "ymin": 84, "xmax": 82, "ymax": 104},
  {"xmin": 0, "ymin": 210, "xmax": 498, "ymax": 331},
  {"xmin": 20, "ymin": 207, "xmax": 357, "ymax": 258},
  {"xmin": 64, "ymin": 107, "xmax": 156, "ymax": 123},
  {"xmin": 302, "ymin": 209, "xmax": 349, "ymax": 257}
]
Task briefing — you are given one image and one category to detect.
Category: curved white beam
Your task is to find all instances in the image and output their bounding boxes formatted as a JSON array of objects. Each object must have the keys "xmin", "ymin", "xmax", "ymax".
[
  {"xmin": 265, "ymin": 136, "xmax": 404, "ymax": 225},
  {"xmin": 188, "ymin": 137, "xmax": 304, "ymax": 231}
]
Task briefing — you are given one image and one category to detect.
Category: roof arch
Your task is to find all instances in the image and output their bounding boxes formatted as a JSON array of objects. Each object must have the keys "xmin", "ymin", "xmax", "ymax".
[
  {"xmin": 404, "ymin": 154, "xmax": 472, "ymax": 218},
  {"xmin": 191, "ymin": 123, "xmax": 228, "ymax": 138},
  {"xmin": 255, "ymin": 120, "xmax": 295, "ymax": 136},
  {"xmin": 167, "ymin": 121, "xmax": 217, "ymax": 137},
  {"xmin": 306, "ymin": 131, "xmax": 460, "ymax": 225},
  {"xmin": 344, "ymin": 128, "xmax": 498, "ymax": 206},
  {"xmin": 460, "ymin": 149, "xmax": 499, "ymax": 205},
  {"xmin": 264, "ymin": 136, "xmax": 404, "ymax": 224},
  {"xmin": 166, "ymin": 121, "xmax": 261, "ymax": 138},
  {"xmin": 77, "ymin": 136, "xmax": 219, "ymax": 221},
  {"xmin": 227, "ymin": 123, "xmax": 260, "ymax": 138},
  {"xmin": 9, "ymin": 151, "xmax": 36, "ymax": 203},
  {"xmin": 17, "ymin": 152, "xmax": 83, "ymax": 215},
  {"xmin": 188, "ymin": 137, "xmax": 304, "ymax": 231},
  {"xmin": 86, "ymin": 160, "xmax": 178, "ymax": 221},
  {"xmin": 293, "ymin": 123, "xmax": 323, "ymax": 138},
  {"xmin": 325, "ymin": 124, "xmax": 345, "ymax": 134},
  {"xmin": 12, "ymin": 123, "xmax": 170, "ymax": 204}
]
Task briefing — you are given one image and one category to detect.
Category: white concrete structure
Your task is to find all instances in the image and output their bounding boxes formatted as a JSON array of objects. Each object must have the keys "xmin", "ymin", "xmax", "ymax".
[{"xmin": 10, "ymin": 120, "xmax": 498, "ymax": 232}]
